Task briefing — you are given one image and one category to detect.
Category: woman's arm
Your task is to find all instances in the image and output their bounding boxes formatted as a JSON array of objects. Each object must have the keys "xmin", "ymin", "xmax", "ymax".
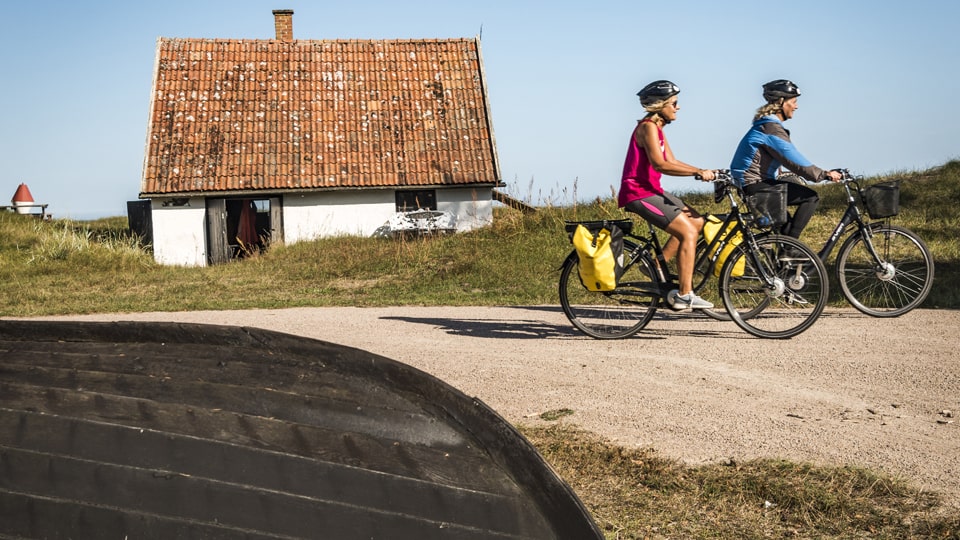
[{"xmin": 638, "ymin": 122, "xmax": 714, "ymax": 180}]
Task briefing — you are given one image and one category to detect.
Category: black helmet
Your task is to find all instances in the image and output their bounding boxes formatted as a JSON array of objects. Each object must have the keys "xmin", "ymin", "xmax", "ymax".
[
  {"xmin": 762, "ymin": 79, "xmax": 800, "ymax": 102},
  {"xmin": 637, "ymin": 80, "xmax": 680, "ymax": 107}
]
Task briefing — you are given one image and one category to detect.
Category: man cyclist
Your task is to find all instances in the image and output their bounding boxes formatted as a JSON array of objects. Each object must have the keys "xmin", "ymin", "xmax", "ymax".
[{"xmin": 729, "ymin": 79, "xmax": 841, "ymax": 239}]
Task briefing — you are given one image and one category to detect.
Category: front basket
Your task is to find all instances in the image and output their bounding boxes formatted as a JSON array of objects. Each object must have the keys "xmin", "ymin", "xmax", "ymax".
[{"xmin": 861, "ymin": 180, "xmax": 900, "ymax": 219}]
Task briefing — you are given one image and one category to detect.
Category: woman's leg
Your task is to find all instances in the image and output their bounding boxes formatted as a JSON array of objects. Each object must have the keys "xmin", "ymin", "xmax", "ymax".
[
  {"xmin": 662, "ymin": 236, "xmax": 679, "ymax": 263},
  {"xmin": 664, "ymin": 213, "xmax": 703, "ymax": 295},
  {"xmin": 624, "ymin": 195, "xmax": 705, "ymax": 296},
  {"xmin": 662, "ymin": 205, "xmax": 702, "ymax": 264}
]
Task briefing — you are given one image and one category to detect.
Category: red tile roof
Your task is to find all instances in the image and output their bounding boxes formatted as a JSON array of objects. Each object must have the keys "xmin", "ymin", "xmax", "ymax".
[{"xmin": 141, "ymin": 37, "xmax": 501, "ymax": 197}]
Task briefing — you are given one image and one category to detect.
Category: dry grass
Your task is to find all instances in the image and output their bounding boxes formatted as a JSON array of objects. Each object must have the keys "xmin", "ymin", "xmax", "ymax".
[{"xmin": 522, "ymin": 424, "xmax": 960, "ymax": 539}]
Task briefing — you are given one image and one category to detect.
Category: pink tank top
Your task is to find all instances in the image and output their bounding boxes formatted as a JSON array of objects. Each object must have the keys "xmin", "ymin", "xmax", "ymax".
[{"xmin": 618, "ymin": 120, "xmax": 665, "ymax": 207}]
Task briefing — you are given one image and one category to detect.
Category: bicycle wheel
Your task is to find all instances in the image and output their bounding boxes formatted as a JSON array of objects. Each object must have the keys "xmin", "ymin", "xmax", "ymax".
[
  {"xmin": 693, "ymin": 239, "xmax": 732, "ymax": 321},
  {"xmin": 559, "ymin": 240, "xmax": 659, "ymax": 339},
  {"xmin": 719, "ymin": 235, "xmax": 828, "ymax": 339},
  {"xmin": 836, "ymin": 224, "xmax": 934, "ymax": 317}
]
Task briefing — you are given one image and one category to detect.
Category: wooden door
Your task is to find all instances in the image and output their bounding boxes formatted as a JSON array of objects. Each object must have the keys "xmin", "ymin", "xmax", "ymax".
[{"xmin": 205, "ymin": 198, "xmax": 230, "ymax": 265}]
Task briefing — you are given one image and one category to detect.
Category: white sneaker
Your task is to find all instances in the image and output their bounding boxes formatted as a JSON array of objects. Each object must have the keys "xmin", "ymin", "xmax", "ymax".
[
  {"xmin": 666, "ymin": 289, "xmax": 683, "ymax": 311},
  {"xmin": 672, "ymin": 292, "xmax": 714, "ymax": 310}
]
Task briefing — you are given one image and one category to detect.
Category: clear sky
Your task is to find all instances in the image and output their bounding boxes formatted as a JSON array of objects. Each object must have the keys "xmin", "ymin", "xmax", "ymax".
[{"xmin": 2, "ymin": 0, "xmax": 958, "ymax": 219}]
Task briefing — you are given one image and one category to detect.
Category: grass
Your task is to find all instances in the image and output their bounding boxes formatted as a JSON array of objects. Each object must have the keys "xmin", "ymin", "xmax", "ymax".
[
  {"xmin": 522, "ymin": 424, "xmax": 960, "ymax": 539},
  {"xmin": 2, "ymin": 162, "xmax": 960, "ymax": 538},
  {"xmin": 3, "ymin": 164, "xmax": 957, "ymax": 316}
]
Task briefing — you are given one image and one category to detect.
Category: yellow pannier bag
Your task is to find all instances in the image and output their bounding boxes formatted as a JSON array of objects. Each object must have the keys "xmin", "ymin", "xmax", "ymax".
[
  {"xmin": 572, "ymin": 224, "xmax": 618, "ymax": 291},
  {"xmin": 702, "ymin": 215, "xmax": 745, "ymax": 278}
]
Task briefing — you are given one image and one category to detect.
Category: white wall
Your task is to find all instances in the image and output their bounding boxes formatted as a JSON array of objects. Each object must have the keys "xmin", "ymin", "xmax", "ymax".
[
  {"xmin": 282, "ymin": 190, "xmax": 396, "ymax": 242},
  {"xmin": 437, "ymin": 187, "xmax": 494, "ymax": 231},
  {"xmin": 149, "ymin": 187, "xmax": 498, "ymax": 266},
  {"xmin": 282, "ymin": 187, "xmax": 495, "ymax": 242},
  {"xmin": 150, "ymin": 199, "xmax": 207, "ymax": 267}
]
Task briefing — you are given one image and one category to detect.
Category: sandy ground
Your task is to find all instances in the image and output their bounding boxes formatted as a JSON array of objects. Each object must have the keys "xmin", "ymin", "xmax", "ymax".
[{"xmin": 27, "ymin": 306, "xmax": 960, "ymax": 507}]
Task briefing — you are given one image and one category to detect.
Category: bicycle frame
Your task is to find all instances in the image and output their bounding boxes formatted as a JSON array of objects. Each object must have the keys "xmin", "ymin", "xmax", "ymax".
[
  {"xmin": 706, "ymin": 183, "xmax": 781, "ymax": 286},
  {"xmin": 622, "ymin": 178, "xmax": 776, "ymax": 298},
  {"xmin": 815, "ymin": 176, "xmax": 885, "ymax": 265}
]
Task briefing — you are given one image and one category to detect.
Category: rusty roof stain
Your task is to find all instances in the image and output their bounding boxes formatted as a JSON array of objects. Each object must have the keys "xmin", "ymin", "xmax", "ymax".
[{"xmin": 140, "ymin": 38, "xmax": 501, "ymax": 197}]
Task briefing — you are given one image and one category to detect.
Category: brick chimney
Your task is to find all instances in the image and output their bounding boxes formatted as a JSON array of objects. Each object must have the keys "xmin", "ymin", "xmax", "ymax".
[{"xmin": 273, "ymin": 9, "xmax": 294, "ymax": 42}]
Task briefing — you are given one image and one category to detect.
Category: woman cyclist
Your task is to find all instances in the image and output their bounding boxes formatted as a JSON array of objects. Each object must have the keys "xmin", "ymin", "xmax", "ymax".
[
  {"xmin": 729, "ymin": 79, "xmax": 841, "ymax": 238},
  {"xmin": 618, "ymin": 80, "xmax": 717, "ymax": 311}
]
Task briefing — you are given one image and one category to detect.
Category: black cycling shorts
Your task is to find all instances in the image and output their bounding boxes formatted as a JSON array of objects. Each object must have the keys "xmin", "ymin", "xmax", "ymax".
[{"xmin": 622, "ymin": 192, "xmax": 687, "ymax": 230}]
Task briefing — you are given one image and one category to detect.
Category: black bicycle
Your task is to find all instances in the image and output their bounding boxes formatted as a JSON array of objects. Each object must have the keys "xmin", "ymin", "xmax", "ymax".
[
  {"xmin": 809, "ymin": 169, "xmax": 934, "ymax": 317},
  {"xmin": 559, "ymin": 171, "xmax": 829, "ymax": 339}
]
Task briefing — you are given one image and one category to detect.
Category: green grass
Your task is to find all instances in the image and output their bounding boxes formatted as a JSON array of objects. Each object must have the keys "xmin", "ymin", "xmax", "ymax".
[
  {"xmin": 3, "ymin": 163, "xmax": 956, "ymax": 316},
  {"xmin": 3, "ymin": 162, "xmax": 960, "ymax": 538}
]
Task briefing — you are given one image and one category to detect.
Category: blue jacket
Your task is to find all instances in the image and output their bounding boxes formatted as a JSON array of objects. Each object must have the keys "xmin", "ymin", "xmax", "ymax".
[{"xmin": 730, "ymin": 116, "xmax": 825, "ymax": 186}]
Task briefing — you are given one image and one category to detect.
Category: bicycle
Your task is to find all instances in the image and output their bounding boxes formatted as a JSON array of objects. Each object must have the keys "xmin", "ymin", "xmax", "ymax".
[
  {"xmin": 811, "ymin": 169, "xmax": 934, "ymax": 317},
  {"xmin": 559, "ymin": 170, "xmax": 829, "ymax": 339}
]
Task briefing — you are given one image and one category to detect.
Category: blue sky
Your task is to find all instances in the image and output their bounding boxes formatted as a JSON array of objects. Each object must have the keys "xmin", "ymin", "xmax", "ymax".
[{"xmin": 1, "ymin": 0, "xmax": 958, "ymax": 219}]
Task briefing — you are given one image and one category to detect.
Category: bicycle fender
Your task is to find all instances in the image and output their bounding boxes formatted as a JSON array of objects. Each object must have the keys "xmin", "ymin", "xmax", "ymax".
[{"xmin": 560, "ymin": 249, "xmax": 579, "ymax": 271}]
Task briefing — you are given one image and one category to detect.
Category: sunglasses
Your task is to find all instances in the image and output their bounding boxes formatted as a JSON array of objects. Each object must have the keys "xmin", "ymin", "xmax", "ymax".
[{"xmin": 666, "ymin": 100, "xmax": 679, "ymax": 108}]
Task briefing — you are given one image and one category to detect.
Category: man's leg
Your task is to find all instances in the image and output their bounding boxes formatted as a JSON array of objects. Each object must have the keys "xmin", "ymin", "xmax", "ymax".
[{"xmin": 781, "ymin": 182, "xmax": 819, "ymax": 239}]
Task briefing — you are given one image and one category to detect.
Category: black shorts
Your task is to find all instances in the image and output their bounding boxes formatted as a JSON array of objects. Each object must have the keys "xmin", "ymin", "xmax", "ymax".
[{"xmin": 623, "ymin": 192, "xmax": 687, "ymax": 230}]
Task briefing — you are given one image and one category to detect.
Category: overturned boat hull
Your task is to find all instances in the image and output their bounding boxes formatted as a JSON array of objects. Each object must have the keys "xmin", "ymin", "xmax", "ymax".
[{"xmin": 0, "ymin": 320, "xmax": 601, "ymax": 539}]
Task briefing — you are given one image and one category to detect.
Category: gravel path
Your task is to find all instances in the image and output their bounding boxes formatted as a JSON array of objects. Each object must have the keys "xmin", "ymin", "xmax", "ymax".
[{"xmin": 31, "ymin": 306, "xmax": 960, "ymax": 507}]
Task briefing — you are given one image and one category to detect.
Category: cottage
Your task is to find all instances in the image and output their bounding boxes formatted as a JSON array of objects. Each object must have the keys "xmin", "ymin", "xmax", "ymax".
[{"xmin": 139, "ymin": 9, "xmax": 502, "ymax": 266}]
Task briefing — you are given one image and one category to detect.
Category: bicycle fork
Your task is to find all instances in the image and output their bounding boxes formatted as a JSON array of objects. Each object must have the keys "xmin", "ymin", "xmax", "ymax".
[{"xmin": 819, "ymin": 207, "xmax": 894, "ymax": 280}]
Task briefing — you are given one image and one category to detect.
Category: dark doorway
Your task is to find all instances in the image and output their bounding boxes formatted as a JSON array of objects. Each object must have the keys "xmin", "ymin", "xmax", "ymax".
[{"xmin": 206, "ymin": 197, "xmax": 283, "ymax": 265}]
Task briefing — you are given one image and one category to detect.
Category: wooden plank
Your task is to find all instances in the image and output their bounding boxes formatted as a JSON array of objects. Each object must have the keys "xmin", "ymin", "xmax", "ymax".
[
  {"xmin": 492, "ymin": 190, "xmax": 536, "ymax": 214},
  {"xmin": 205, "ymin": 197, "xmax": 230, "ymax": 264}
]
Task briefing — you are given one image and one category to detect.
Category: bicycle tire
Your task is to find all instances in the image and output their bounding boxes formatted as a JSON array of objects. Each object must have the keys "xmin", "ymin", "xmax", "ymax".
[
  {"xmin": 836, "ymin": 224, "xmax": 934, "ymax": 317},
  {"xmin": 719, "ymin": 235, "xmax": 828, "ymax": 339},
  {"xmin": 559, "ymin": 240, "xmax": 658, "ymax": 339},
  {"xmin": 694, "ymin": 238, "xmax": 769, "ymax": 322}
]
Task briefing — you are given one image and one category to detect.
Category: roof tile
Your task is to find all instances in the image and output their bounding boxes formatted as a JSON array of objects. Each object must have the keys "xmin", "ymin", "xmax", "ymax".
[{"xmin": 142, "ymin": 38, "xmax": 499, "ymax": 196}]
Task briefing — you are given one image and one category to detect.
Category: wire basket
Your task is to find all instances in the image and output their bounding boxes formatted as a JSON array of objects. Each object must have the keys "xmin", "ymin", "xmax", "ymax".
[
  {"xmin": 745, "ymin": 183, "xmax": 788, "ymax": 227},
  {"xmin": 861, "ymin": 180, "xmax": 900, "ymax": 219}
]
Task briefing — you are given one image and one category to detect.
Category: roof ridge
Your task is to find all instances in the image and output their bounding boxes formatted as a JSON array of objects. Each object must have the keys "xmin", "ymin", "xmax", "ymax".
[{"xmin": 159, "ymin": 37, "xmax": 475, "ymax": 45}]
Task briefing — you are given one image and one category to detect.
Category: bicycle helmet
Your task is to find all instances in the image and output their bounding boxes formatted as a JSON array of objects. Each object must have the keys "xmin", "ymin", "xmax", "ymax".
[
  {"xmin": 637, "ymin": 80, "xmax": 680, "ymax": 107},
  {"xmin": 762, "ymin": 79, "xmax": 800, "ymax": 102}
]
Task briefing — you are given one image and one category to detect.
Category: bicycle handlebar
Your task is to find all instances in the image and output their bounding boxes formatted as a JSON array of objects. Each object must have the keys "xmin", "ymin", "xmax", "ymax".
[
  {"xmin": 693, "ymin": 169, "xmax": 733, "ymax": 182},
  {"xmin": 702, "ymin": 168, "xmax": 862, "ymax": 184},
  {"xmin": 831, "ymin": 168, "xmax": 866, "ymax": 185}
]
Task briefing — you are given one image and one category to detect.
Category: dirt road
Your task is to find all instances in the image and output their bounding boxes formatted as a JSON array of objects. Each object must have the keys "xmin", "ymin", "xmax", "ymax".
[{"xmin": 31, "ymin": 306, "xmax": 960, "ymax": 506}]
